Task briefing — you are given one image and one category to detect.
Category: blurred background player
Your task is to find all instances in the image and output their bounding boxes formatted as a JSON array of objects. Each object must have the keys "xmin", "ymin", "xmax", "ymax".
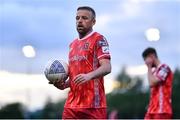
[
  {"xmin": 50, "ymin": 6, "xmax": 111, "ymax": 119},
  {"xmin": 142, "ymin": 47, "xmax": 173, "ymax": 119}
]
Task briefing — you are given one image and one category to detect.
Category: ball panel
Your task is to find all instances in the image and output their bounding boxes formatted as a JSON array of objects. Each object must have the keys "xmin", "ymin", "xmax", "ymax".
[{"xmin": 49, "ymin": 60, "xmax": 66, "ymax": 74}]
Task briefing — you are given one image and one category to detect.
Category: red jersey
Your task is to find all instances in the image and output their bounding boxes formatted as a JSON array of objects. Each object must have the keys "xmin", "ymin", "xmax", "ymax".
[
  {"xmin": 147, "ymin": 64, "xmax": 173, "ymax": 114},
  {"xmin": 64, "ymin": 31, "xmax": 111, "ymax": 108}
]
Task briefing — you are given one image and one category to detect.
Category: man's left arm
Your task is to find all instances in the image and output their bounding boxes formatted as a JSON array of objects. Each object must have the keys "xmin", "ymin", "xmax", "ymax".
[
  {"xmin": 88, "ymin": 59, "xmax": 111, "ymax": 79},
  {"xmin": 74, "ymin": 59, "xmax": 111, "ymax": 86}
]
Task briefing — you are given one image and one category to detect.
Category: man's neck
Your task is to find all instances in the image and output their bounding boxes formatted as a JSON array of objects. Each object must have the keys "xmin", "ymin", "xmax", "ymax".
[{"xmin": 79, "ymin": 29, "xmax": 93, "ymax": 39}]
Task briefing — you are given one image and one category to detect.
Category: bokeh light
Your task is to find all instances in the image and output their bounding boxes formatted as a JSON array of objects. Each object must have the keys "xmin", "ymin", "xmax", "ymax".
[
  {"xmin": 145, "ymin": 28, "xmax": 160, "ymax": 41},
  {"xmin": 22, "ymin": 45, "xmax": 36, "ymax": 58}
]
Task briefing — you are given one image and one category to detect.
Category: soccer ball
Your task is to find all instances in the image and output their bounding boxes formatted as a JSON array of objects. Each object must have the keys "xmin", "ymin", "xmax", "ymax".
[{"xmin": 44, "ymin": 59, "xmax": 69, "ymax": 83}]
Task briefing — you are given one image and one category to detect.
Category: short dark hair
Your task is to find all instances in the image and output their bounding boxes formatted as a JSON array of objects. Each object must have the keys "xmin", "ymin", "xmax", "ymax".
[
  {"xmin": 77, "ymin": 6, "xmax": 96, "ymax": 19},
  {"xmin": 142, "ymin": 47, "xmax": 158, "ymax": 59}
]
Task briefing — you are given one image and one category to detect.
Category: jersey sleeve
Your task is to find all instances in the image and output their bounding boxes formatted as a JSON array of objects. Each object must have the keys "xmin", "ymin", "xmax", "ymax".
[
  {"xmin": 156, "ymin": 64, "xmax": 170, "ymax": 81},
  {"xmin": 96, "ymin": 36, "xmax": 111, "ymax": 60}
]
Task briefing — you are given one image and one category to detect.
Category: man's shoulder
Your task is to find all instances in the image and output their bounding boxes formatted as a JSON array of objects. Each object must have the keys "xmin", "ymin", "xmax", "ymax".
[
  {"xmin": 91, "ymin": 32, "xmax": 109, "ymax": 44},
  {"xmin": 93, "ymin": 32, "xmax": 104, "ymax": 38},
  {"xmin": 159, "ymin": 63, "xmax": 171, "ymax": 72},
  {"xmin": 156, "ymin": 63, "xmax": 173, "ymax": 82},
  {"xmin": 69, "ymin": 39, "xmax": 78, "ymax": 46}
]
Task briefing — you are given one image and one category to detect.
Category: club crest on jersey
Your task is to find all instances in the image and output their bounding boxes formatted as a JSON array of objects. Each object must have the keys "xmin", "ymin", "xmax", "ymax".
[
  {"xmin": 79, "ymin": 42, "xmax": 89, "ymax": 51},
  {"xmin": 84, "ymin": 42, "xmax": 89, "ymax": 50}
]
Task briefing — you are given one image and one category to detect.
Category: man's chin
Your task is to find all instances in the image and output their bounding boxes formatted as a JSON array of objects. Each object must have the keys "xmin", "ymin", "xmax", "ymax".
[{"xmin": 77, "ymin": 29, "xmax": 86, "ymax": 34}]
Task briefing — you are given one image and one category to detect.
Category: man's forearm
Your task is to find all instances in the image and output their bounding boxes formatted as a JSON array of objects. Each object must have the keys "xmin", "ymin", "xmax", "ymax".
[{"xmin": 88, "ymin": 60, "xmax": 111, "ymax": 80}]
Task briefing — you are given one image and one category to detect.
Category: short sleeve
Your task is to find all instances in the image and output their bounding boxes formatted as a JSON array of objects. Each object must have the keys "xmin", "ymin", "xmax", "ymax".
[
  {"xmin": 96, "ymin": 36, "xmax": 111, "ymax": 60},
  {"xmin": 156, "ymin": 64, "xmax": 170, "ymax": 81}
]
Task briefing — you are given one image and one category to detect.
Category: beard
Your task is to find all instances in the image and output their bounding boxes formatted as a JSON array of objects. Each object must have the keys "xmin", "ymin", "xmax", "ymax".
[
  {"xmin": 77, "ymin": 25, "xmax": 86, "ymax": 34},
  {"xmin": 76, "ymin": 26, "xmax": 91, "ymax": 38},
  {"xmin": 77, "ymin": 27, "xmax": 86, "ymax": 34}
]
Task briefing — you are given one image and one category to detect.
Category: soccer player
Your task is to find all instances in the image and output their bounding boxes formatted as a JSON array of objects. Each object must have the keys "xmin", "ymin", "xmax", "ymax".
[
  {"xmin": 50, "ymin": 6, "xmax": 111, "ymax": 119},
  {"xmin": 142, "ymin": 47, "xmax": 173, "ymax": 119}
]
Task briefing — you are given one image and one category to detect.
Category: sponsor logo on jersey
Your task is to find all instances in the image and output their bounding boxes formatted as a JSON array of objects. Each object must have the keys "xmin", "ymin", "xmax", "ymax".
[{"xmin": 69, "ymin": 55, "xmax": 87, "ymax": 62}]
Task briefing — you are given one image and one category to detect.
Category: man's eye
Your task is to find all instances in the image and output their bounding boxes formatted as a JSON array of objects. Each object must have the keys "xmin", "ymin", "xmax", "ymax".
[
  {"xmin": 82, "ymin": 16, "xmax": 88, "ymax": 19},
  {"xmin": 76, "ymin": 16, "xmax": 80, "ymax": 20},
  {"xmin": 76, "ymin": 16, "xmax": 89, "ymax": 20}
]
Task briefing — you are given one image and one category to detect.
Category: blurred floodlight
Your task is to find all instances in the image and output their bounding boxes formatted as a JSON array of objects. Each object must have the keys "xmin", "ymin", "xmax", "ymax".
[
  {"xmin": 22, "ymin": 45, "xmax": 36, "ymax": 58},
  {"xmin": 145, "ymin": 28, "xmax": 160, "ymax": 41}
]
